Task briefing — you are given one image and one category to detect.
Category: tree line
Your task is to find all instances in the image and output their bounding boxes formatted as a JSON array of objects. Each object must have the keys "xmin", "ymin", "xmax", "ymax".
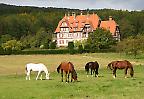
[{"xmin": 0, "ymin": 4, "xmax": 144, "ymax": 57}]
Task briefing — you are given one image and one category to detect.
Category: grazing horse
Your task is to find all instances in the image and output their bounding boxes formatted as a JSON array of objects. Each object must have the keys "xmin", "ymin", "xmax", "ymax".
[
  {"xmin": 25, "ymin": 63, "xmax": 50, "ymax": 80},
  {"xmin": 57, "ymin": 62, "xmax": 77, "ymax": 82},
  {"xmin": 107, "ymin": 60, "xmax": 134, "ymax": 78},
  {"xmin": 85, "ymin": 61, "xmax": 99, "ymax": 77}
]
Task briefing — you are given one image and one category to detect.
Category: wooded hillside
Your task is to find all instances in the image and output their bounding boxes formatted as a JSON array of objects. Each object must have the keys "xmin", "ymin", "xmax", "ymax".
[{"xmin": 0, "ymin": 3, "xmax": 144, "ymax": 51}]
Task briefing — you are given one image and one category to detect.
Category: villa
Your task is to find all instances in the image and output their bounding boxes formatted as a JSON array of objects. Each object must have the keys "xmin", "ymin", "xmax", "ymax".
[{"xmin": 54, "ymin": 12, "xmax": 120, "ymax": 47}]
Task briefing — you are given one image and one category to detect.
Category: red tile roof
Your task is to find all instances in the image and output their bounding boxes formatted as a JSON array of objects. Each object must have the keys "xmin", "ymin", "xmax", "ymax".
[
  {"xmin": 100, "ymin": 19, "xmax": 118, "ymax": 35},
  {"xmin": 55, "ymin": 13, "xmax": 100, "ymax": 33},
  {"xmin": 55, "ymin": 13, "xmax": 118, "ymax": 35}
]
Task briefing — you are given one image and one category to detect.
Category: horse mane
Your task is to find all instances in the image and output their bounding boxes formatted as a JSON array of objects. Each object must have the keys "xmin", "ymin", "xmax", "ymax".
[{"xmin": 68, "ymin": 62, "xmax": 74, "ymax": 69}]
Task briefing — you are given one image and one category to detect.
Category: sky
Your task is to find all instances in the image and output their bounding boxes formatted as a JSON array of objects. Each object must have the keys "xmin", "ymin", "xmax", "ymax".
[{"xmin": 0, "ymin": 0, "xmax": 144, "ymax": 11}]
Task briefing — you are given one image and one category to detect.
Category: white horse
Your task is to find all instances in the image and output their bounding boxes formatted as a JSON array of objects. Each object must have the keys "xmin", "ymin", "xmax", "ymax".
[{"xmin": 25, "ymin": 63, "xmax": 50, "ymax": 80}]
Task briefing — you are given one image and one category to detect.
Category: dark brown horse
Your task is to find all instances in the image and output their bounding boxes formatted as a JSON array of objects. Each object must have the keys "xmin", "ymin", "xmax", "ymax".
[
  {"xmin": 57, "ymin": 62, "xmax": 77, "ymax": 82},
  {"xmin": 107, "ymin": 60, "xmax": 134, "ymax": 78},
  {"xmin": 85, "ymin": 61, "xmax": 99, "ymax": 77}
]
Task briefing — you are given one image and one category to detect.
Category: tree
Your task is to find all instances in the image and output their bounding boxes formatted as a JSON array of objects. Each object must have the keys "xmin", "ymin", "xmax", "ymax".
[
  {"xmin": 87, "ymin": 28, "xmax": 117, "ymax": 52},
  {"xmin": 0, "ymin": 34, "xmax": 13, "ymax": 44},
  {"xmin": 68, "ymin": 42, "xmax": 75, "ymax": 54},
  {"xmin": 68, "ymin": 42, "xmax": 74, "ymax": 50},
  {"xmin": 118, "ymin": 18, "xmax": 134, "ymax": 39},
  {"xmin": 116, "ymin": 35, "xmax": 144, "ymax": 58},
  {"xmin": 49, "ymin": 41, "xmax": 56, "ymax": 49},
  {"xmin": 78, "ymin": 44, "xmax": 83, "ymax": 54},
  {"xmin": 20, "ymin": 28, "xmax": 51, "ymax": 49},
  {"xmin": 2, "ymin": 40, "xmax": 23, "ymax": 54}
]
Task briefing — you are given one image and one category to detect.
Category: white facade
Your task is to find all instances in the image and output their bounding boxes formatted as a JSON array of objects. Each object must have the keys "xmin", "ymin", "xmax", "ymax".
[{"xmin": 57, "ymin": 31, "xmax": 88, "ymax": 47}]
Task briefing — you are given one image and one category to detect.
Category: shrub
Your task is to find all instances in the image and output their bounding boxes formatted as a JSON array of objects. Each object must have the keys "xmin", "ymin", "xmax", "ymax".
[
  {"xmin": 49, "ymin": 41, "xmax": 56, "ymax": 49},
  {"xmin": 68, "ymin": 42, "xmax": 74, "ymax": 50},
  {"xmin": 2, "ymin": 40, "xmax": 23, "ymax": 51},
  {"xmin": 78, "ymin": 44, "xmax": 83, "ymax": 54}
]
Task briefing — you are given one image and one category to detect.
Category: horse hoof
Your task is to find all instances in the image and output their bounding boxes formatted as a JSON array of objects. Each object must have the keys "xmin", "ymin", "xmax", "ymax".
[
  {"xmin": 87, "ymin": 75, "xmax": 88, "ymax": 77},
  {"xmin": 113, "ymin": 76, "xmax": 116, "ymax": 78},
  {"xmin": 125, "ymin": 76, "xmax": 127, "ymax": 78}
]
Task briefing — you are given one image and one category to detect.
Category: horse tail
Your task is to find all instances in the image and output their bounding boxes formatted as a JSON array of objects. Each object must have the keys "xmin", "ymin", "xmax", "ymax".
[
  {"xmin": 57, "ymin": 64, "xmax": 61, "ymax": 73},
  {"xmin": 130, "ymin": 66, "xmax": 134, "ymax": 77},
  {"xmin": 85, "ymin": 63, "xmax": 89, "ymax": 72},
  {"xmin": 25, "ymin": 65, "xmax": 28, "ymax": 74},
  {"xmin": 107, "ymin": 62, "xmax": 113, "ymax": 70}
]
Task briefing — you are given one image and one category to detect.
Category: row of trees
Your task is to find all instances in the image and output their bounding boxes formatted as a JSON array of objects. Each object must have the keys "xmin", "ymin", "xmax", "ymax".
[{"xmin": 69, "ymin": 29, "xmax": 144, "ymax": 57}]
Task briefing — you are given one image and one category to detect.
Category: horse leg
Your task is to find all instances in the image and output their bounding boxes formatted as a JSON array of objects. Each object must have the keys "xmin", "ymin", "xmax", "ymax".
[
  {"xmin": 86, "ymin": 69, "xmax": 89, "ymax": 77},
  {"xmin": 26, "ymin": 72, "xmax": 28, "ymax": 80},
  {"xmin": 113, "ymin": 68, "xmax": 117, "ymax": 78},
  {"xmin": 67, "ymin": 73, "xmax": 70, "ymax": 82},
  {"xmin": 95, "ymin": 69, "xmax": 99, "ymax": 77},
  {"xmin": 28, "ymin": 72, "xmax": 30, "ymax": 80},
  {"xmin": 93, "ymin": 70, "xmax": 95, "ymax": 77},
  {"xmin": 87, "ymin": 71, "xmax": 89, "ymax": 77},
  {"xmin": 71, "ymin": 73, "xmax": 73, "ymax": 82},
  {"xmin": 91, "ymin": 69, "xmax": 93, "ymax": 77},
  {"xmin": 61, "ymin": 70, "xmax": 63, "ymax": 82},
  {"xmin": 124, "ymin": 68, "xmax": 128, "ymax": 78},
  {"xmin": 36, "ymin": 71, "xmax": 41, "ymax": 80},
  {"xmin": 26, "ymin": 71, "xmax": 30, "ymax": 80},
  {"xmin": 94, "ymin": 69, "xmax": 96, "ymax": 77},
  {"xmin": 65, "ymin": 73, "xmax": 67, "ymax": 82},
  {"xmin": 40, "ymin": 74, "xmax": 42, "ymax": 80}
]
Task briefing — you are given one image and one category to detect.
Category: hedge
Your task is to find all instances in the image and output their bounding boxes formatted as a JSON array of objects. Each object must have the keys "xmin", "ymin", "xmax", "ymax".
[{"xmin": 0, "ymin": 49, "xmax": 80, "ymax": 55}]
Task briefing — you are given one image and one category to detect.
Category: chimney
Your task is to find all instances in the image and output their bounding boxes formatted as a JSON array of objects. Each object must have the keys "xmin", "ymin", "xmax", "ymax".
[
  {"xmin": 80, "ymin": 11, "xmax": 83, "ymax": 15},
  {"xmin": 109, "ymin": 16, "xmax": 113, "ymax": 21},
  {"xmin": 68, "ymin": 12, "xmax": 70, "ymax": 20},
  {"xmin": 72, "ymin": 12, "xmax": 76, "ymax": 19},
  {"xmin": 87, "ymin": 11, "xmax": 89, "ymax": 19}
]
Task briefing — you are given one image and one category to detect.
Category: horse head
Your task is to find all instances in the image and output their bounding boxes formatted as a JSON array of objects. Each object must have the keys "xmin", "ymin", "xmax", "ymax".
[
  {"xmin": 72, "ymin": 69, "xmax": 77, "ymax": 81},
  {"xmin": 46, "ymin": 72, "xmax": 50, "ymax": 80}
]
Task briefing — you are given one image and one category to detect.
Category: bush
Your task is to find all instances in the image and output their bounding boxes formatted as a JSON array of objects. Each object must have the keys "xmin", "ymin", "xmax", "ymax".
[
  {"xmin": 78, "ymin": 44, "xmax": 83, "ymax": 54},
  {"xmin": 2, "ymin": 40, "xmax": 23, "ymax": 51},
  {"xmin": 20, "ymin": 49, "xmax": 78, "ymax": 55},
  {"xmin": 68, "ymin": 42, "xmax": 74, "ymax": 50},
  {"xmin": 49, "ymin": 41, "xmax": 56, "ymax": 49},
  {"xmin": 68, "ymin": 42, "xmax": 75, "ymax": 54}
]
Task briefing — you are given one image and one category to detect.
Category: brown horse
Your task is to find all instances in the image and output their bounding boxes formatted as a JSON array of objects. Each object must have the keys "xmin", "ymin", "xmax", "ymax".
[
  {"xmin": 85, "ymin": 61, "xmax": 99, "ymax": 77},
  {"xmin": 107, "ymin": 60, "xmax": 134, "ymax": 78},
  {"xmin": 57, "ymin": 62, "xmax": 77, "ymax": 82}
]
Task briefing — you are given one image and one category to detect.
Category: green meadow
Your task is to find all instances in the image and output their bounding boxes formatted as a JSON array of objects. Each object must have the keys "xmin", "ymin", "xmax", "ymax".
[{"xmin": 0, "ymin": 53, "xmax": 144, "ymax": 99}]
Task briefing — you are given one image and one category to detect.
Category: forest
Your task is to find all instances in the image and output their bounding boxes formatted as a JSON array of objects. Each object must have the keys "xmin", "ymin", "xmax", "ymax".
[{"xmin": 0, "ymin": 3, "xmax": 144, "ymax": 55}]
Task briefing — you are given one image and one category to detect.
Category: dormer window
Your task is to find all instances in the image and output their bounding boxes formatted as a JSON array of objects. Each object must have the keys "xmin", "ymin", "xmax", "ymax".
[{"xmin": 61, "ymin": 22, "xmax": 67, "ymax": 27}]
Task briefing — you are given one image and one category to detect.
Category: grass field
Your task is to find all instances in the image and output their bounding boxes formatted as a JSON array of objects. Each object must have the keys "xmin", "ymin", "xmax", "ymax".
[{"xmin": 0, "ymin": 53, "xmax": 144, "ymax": 99}]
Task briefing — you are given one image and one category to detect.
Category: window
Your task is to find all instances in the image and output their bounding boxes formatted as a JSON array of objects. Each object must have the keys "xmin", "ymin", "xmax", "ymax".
[
  {"xmin": 59, "ymin": 40, "xmax": 64, "ymax": 44},
  {"xmin": 83, "ymin": 32, "xmax": 86, "ymax": 37},
  {"xmin": 68, "ymin": 33, "xmax": 73, "ymax": 37},
  {"xmin": 59, "ymin": 33, "xmax": 64, "ymax": 38}
]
